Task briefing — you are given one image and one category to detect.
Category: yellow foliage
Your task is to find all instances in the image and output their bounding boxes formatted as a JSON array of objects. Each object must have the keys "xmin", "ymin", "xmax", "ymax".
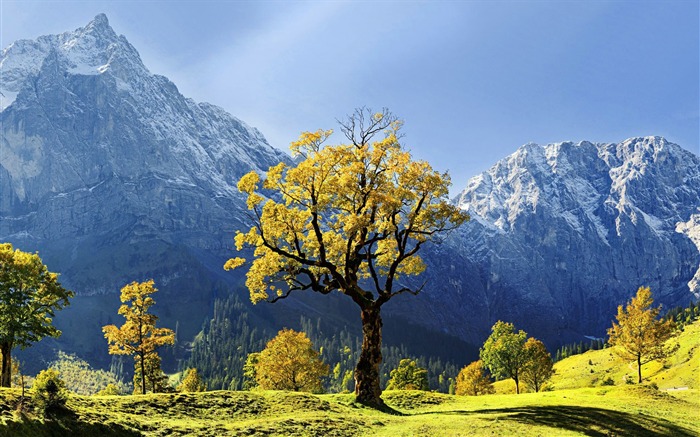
[
  {"xmin": 608, "ymin": 286, "xmax": 678, "ymax": 383},
  {"xmin": 102, "ymin": 280, "xmax": 175, "ymax": 394},
  {"xmin": 255, "ymin": 329, "xmax": 328, "ymax": 392},
  {"xmin": 455, "ymin": 360, "xmax": 494, "ymax": 396},
  {"xmin": 225, "ymin": 109, "xmax": 469, "ymax": 305}
]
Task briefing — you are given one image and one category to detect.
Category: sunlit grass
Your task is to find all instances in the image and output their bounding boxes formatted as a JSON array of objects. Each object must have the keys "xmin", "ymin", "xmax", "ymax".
[{"xmin": 2, "ymin": 320, "xmax": 697, "ymax": 436}]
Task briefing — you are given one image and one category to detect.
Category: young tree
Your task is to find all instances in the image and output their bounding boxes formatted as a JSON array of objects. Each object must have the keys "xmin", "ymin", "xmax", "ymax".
[
  {"xmin": 103, "ymin": 280, "xmax": 175, "ymax": 395},
  {"xmin": 242, "ymin": 352, "xmax": 260, "ymax": 390},
  {"xmin": 386, "ymin": 358, "xmax": 429, "ymax": 390},
  {"xmin": 226, "ymin": 108, "xmax": 468, "ymax": 406},
  {"xmin": 178, "ymin": 368, "xmax": 206, "ymax": 392},
  {"xmin": 480, "ymin": 321, "xmax": 529, "ymax": 394},
  {"xmin": 522, "ymin": 338, "xmax": 553, "ymax": 392},
  {"xmin": 386, "ymin": 358, "xmax": 429, "ymax": 391},
  {"xmin": 0, "ymin": 243, "xmax": 73, "ymax": 387},
  {"xmin": 133, "ymin": 352, "xmax": 169, "ymax": 393},
  {"xmin": 455, "ymin": 360, "xmax": 494, "ymax": 396},
  {"xmin": 607, "ymin": 286, "xmax": 678, "ymax": 384},
  {"xmin": 255, "ymin": 329, "xmax": 328, "ymax": 393},
  {"xmin": 32, "ymin": 368, "xmax": 67, "ymax": 414}
]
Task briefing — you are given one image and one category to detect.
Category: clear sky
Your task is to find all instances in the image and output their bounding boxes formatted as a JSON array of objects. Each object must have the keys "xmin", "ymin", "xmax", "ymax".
[{"xmin": 2, "ymin": 0, "xmax": 698, "ymax": 195}]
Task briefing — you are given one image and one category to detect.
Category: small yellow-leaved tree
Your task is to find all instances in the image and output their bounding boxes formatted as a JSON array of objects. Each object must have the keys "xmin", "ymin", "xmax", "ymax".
[
  {"xmin": 455, "ymin": 360, "xmax": 494, "ymax": 396},
  {"xmin": 607, "ymin": 286, "xmax": 678, "ymax": 384},
  {"xmin": 226, "ymin": 109, "xmax": 468, "ymax": 406},
  {"xmin": 255, "ymin": 329, "xmax": 328, "ymax": 393},
  {"xmin": 103, "ymin": 280, "xmax": 175, "ymax": 394}
]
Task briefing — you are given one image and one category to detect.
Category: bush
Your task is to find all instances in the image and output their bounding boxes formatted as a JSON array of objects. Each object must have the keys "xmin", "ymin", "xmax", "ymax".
[
  {"xmin": 32, "ymin": 369, "xmax": 67, "ymax": 414},
  {"xmin": 178, "ymin": 368, "xmax": 207, "ymax": 392},
  {"xmin": 601, "ymin": 377, "xmax": 615, "ymax": 386},
  {"xmin": 96, "ymin": 383, "xmax": 122, "ymax": 396},
  {"xmin": 386, "ymin": 359, "xmax": 429, "ymax": 391}
]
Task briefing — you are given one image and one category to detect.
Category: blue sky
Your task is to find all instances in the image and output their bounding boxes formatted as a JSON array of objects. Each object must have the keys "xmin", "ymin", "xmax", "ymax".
[{"xmin": 2, "ymin": 1, "xmax": 698, "ymax": 194}]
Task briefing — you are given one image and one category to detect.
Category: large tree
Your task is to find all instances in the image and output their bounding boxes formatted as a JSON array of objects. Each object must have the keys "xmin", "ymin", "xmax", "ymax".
[
  {"xmin": 607, "ymin": 286, "xmax": 678, "ymax": 384},
  {"xmin": 0, "ymin": 243, "xmax": 73, "ymax": 387},
  {"xmin": 255, "ymin": 328, "xmax": 328, "ymax": 392},
  {"xmin": 480, "ymin": 321, "xmax": 529, "ymax": 394},
  {"xmin": 103, "ymin": 280, "xmax": 175, "ymax": 395},
  {"xmin": 226, "ymin": 109, "xmax": 468, "ymax": 406}
]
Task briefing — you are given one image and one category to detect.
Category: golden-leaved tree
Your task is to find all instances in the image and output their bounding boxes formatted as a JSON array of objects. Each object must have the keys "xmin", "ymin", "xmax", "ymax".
[
  {"xmin": 226, "ymin": 109, "xmax": 468, "ymax": 406},
  {"xmin": 255, "ymin": 329, "xmax": 328, "ymax": 392},
  {"xmin": 455, "ymin": 360, "xmax": 494, "ymax": 396},
  {"xmin": 0, "ymin": 243, "xmax": 73, "ymax": 387},
  {"xmin": 607, "ymin": 286, "xmax": 678, "ymax": 384},
  {"xmin": 522, "ymin": 338, "xmax": 553, "ymax": 392},
  {"xmin": 103, "ymin": 280, "xmax": 175, "ymax": 394}
]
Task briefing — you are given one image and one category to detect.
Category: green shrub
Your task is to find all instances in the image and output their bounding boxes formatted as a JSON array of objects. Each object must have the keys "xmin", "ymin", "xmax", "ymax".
[
  {"xmin": 96, "ymin": 383, "xmax": 122, "ymax": 396},
  {"xmin": 601, "ymin": 377, "xmax": 615, "ymax": 386},
  {"xmin": 32, "ymin": 369, "xmax": 68, "ymax": 413}
]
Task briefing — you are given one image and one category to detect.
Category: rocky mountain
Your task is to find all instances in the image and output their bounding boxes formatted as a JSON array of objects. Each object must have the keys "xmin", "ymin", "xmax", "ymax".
[
  {"xmin": 2, "ymin": 15, "xmax": 698, "ymax": 370},
  {"xmin": 0, "ymin": 14, "xmax": 296, "ymax": 367},
  {"xmin": 396, "ymin": 137, "xmax": 700, "ymax": 346}
]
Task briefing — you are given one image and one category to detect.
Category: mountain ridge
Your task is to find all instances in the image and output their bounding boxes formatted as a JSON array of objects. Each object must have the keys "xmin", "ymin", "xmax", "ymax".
[{"xmin": 1, "ymin": 14, "xmax": 698, "ymax": 370}]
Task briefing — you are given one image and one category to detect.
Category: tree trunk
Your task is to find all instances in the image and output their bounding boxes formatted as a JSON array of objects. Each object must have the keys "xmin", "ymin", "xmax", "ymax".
[
  {"xmin": 0, "ymin": 342, "xmax": 12, "ymax": 388},
  {"xmin": 140, "ymin": 353, "xmax": 146, "ymax": 394},
  {"xmin": 0, "ymin": 343, "xmax": 10, "ymax": 388},
  {"xmin": 637, "ymin": 354, "xmax": 642, "ymax": 384},
  {"xmin": 354, "ymin": 305, "xmax": 384, "ymax": 406},
  {"xmin": 514, "ymin": 375, "xmax": 520, "ymax": 394}
]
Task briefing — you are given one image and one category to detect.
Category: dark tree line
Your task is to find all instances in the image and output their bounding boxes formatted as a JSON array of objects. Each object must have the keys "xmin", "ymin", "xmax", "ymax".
[{"xmin": 185, "ymin": 295, "xmax": 461, "ymax": 393}]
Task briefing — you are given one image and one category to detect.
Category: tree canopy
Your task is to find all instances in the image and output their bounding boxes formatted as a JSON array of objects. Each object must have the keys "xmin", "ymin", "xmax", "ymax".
[
  {"xmin": 607, "ymin": 286, "xmax": 678, "ymax": 384},
  {"xmin": 102, "ymin": 280, "xmax": 175, "ymax": 394},
  {"xmin": 455, "ymin": 360, "xmax": 494, "ymax": 396},
  {"xmin": 480, "ymin": 321, "xmax": 529, "ymax": 394},
  {"xmin": 522, "ymin": 338, "xmax": 553, "ymax": 392},
  {"xmin": 0, "ymin": 243, "xmax": 73, "ymax": 387},
  {"xmin": 255, "ymin": 329, "xmax": 328, "ymax": 393},
  {"xmin": 226, "ymin": 108, "xmax": 468, "ymax": 406},
  {"xmin": 178, "ymin": 368, "xmax": 207, "ymax": 392},
  {"xmin": 386, "ymin": 358, "xmax": 429, "ymax": 391}
]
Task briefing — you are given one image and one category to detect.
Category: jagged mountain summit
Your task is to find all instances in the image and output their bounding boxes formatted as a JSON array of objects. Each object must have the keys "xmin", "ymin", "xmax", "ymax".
[
  {"xmin": 1, "ymin": 14, "xmax": 289, "ymax": 292},
  {"xmin": 424, "ymin": 137, "xmax": 699, "ymax": 344},
  {"xmin": 1, "ymin": 14, "xmax": 698, "ymax": 368},
  {"xmin": 0, "ymin": 14, "xmax": 297, "ymax": 366}
]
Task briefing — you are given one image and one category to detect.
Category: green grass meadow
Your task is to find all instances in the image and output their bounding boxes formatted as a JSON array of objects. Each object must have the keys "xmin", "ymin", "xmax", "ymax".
[{"xmin": 1, "ymin": 321, "xmax": 698, "ymax": 436}]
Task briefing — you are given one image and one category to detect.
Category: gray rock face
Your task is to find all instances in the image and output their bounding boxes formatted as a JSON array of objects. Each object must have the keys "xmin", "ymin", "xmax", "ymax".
[
  {"xmin": 1, "ymin": 14, "xmax": 289, "ymax": 298},
  {"xmin": 412, "ymin": 137, "xmax": 700, "ymax": 346},
  {"xmin": 2, "ymin": 15, "xmax": 698, "ymax": 358}
]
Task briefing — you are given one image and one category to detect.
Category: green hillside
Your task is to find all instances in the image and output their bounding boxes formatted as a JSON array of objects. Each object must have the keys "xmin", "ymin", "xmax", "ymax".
[
  {"xmin": 2, "ymin": 322, "xmax": 698, "ymax": 436},
  {"xmin": 549, "ymin": 319, "xmax": 699, "ymax": 392},
  {"xmin": 1, "ymin": 385, "xmax": 697, "ymax": 436}
]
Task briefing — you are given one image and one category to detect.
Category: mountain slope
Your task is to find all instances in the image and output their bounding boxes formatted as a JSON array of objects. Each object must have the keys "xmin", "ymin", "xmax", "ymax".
[
  {"xmin": 0, "ymin": 14, "xmax": 293, "ymax": 367},
  {"xmin": 428, "ymin": 137, "xmax": 700, "ymax": 345},
  {"xmin": 1, "ymin": 14, "xmax": 698, "ymax": 371}
]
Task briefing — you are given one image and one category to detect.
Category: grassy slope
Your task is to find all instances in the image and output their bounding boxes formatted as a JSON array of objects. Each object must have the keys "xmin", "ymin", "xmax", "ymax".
[
  {"xmin": 0, "ymin": 386, "xmax": 697, "ymax": 436},
  {"xmin": 1, "ymin": 320, "xmax": 697, "ymax": 436},
  {"xmin": 549, "ymin": 319, "xmax": 699, "ymax": 391}
]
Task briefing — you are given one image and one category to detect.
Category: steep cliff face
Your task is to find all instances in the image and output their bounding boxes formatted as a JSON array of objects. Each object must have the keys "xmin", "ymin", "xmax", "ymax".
[
  {"xmin": 2, "ymin": 15, "xmax": 698, "ymax": 363},
  {"xmin": 1, "ymin": 14, "xmax": 289, "ymax": 297},
  {"xmin": 423, "ymin": 137, "xmax": 700, "ymax": 344},
  {"xmin": 0, "ymin": 15, "xmax": 298, "ymax": 368}
]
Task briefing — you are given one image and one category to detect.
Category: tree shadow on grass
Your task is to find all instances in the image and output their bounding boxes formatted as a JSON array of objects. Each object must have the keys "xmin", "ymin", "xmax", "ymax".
[
  {"xmin": 464, "ymin": 405, "xmax": 695, "ymax": 437},
  {"xmin": 0, "ymin": 407, "xmax": 141, "ymax": 437}
]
